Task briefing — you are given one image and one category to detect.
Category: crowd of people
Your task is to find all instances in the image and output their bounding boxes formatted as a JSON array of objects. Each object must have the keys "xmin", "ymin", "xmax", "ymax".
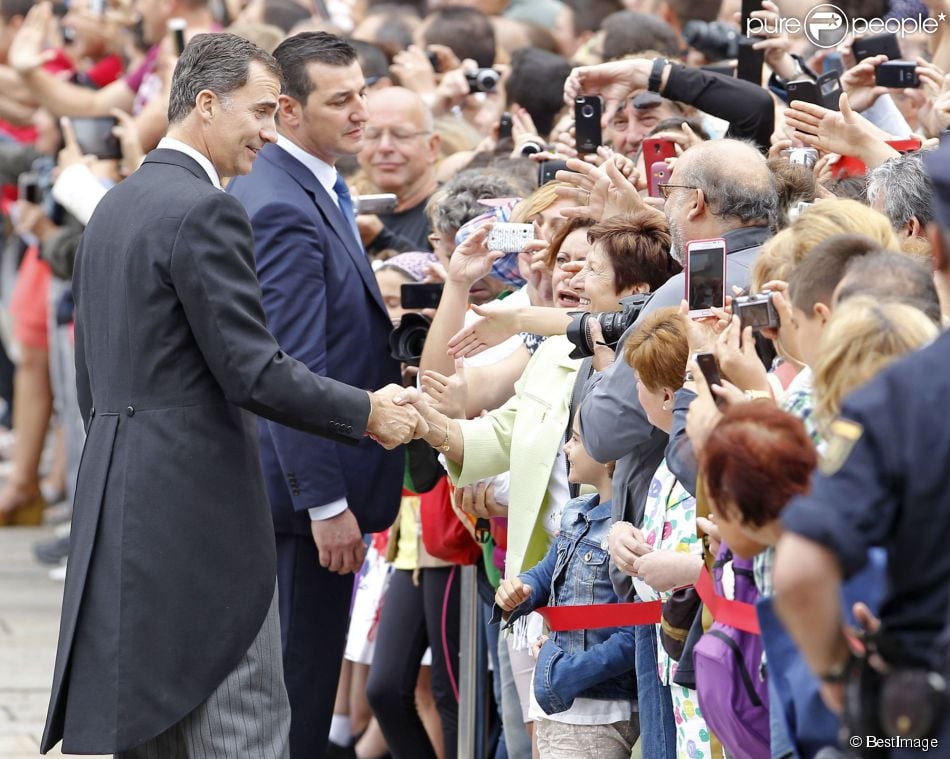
[{"xmin": 0, "ymin": 0, "xmax": 949, "ymax": 757}]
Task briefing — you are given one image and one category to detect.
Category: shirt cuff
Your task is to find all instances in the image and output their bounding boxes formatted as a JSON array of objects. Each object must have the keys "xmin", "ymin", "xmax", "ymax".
[{"xmin": 308, "ymin": 498, "xmax": 349, "ymax": 521}]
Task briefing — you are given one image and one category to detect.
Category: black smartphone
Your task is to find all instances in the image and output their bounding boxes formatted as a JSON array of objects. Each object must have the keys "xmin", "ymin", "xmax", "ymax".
[
  {"xmin": 538, "ymin": 158, "xmax": 568, "ymax": 185},
  {"xmin": 18, "ymin": 172, "xmax": 40, "ymax": 204},
  {"xmin": 574, "ymin": 96, "xmax": 602, "ymax": 154},
  {"xmin": 875, "ymin": 60, "xmax": 920, "ymax": 88},
  {"xmin": 741, "ymin": 0, "xmax": 761, "ymax": 35},
  {"xmin": 695, "ymin": 352, "xmax": 727, "ymax": 408},
  {"xmin": 400, "ymin": 283, "xmax": 444, "ymax": 309},
  {"xmin": 816, "ymin": 70, "xmax": 842, "ymax": 110},
  {"xmin": 736, "ymin": 37, "xmax": 764, "ymax": 84},
  {"xmin": 71, "ymin": 116, "xmax": 122, "ymax": 159},
  {"xmin": 498, "ymin": 111, "xmax": 513, "ymax": 140},
  {"xmin": 168, "ymin": 17, "xmax": 186, "ymax": 56},
  {"xmin": 685, "ymin": 237, "xmax": 727, "ymax": 318},
  {"xmin": 853, "ymin": 32, "xmax": 901, "ymax": 62}
]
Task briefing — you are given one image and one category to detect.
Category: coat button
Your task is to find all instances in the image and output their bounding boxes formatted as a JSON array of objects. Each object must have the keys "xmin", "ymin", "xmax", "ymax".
[
  {"xmin": 126, "ymin": 406, "xmax": 135, "ymax": 416},
  {"xmin": 584, "ymin": 551, "xmax": 593, "ymax": 562},
  {"xmin": 345, "ymin": 425, "xmax": 352, "ymax": 433}
]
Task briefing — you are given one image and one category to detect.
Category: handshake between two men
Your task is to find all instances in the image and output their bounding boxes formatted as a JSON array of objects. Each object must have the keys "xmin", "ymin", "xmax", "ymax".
[{"xmin": 365, "ymin": 383, "xmax": 432, "ymax": 449}]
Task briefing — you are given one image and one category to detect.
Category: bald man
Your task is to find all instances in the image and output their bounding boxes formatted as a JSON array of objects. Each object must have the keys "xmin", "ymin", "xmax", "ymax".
[
  {"xmin": 357, "ymin": 86, "xmax": 441, "ymax": 255},
  {"xmin": 583, "ymin": 137, "xmax": 778, "ymax": 586}
]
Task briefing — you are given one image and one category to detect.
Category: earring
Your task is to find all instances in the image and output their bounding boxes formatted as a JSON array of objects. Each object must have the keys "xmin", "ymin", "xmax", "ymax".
[{"xmin": 661, "ymin": 402, "xmax": 669, "ymax": 411}]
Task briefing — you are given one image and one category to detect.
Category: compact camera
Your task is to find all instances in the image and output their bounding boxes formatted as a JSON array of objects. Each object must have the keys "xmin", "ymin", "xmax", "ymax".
[
  {"xmin": 734, "ymin": 291, "xmax": 779, "ymax": 331},
  {"xmin": 466, "ymin": 68, "xmax": 499, "ymax": 93}
]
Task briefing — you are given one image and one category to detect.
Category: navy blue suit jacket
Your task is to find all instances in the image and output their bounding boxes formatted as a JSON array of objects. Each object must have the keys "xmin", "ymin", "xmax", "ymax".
[{"xmin": 229, "ymin": 143, "xmax": 402, "ymax": 537}]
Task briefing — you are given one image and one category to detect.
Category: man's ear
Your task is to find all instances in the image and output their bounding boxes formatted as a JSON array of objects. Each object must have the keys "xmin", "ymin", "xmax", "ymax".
[
  {"xmin": 686, "ymin": 186, "xmax": 706, "ymax": 222},
  {"xmin": 195, "ymin": 89, "xmax": 216, "ymax": 123},
  {"xmin": 813, "ymin": 301, "xmax": 832, "ymax": 325},
  {"xmin": 277, "ymin": 94, "xmax": 301, "ymax": 129},
  {"xmin": 426, "ymin": 132, "xmax": 441, "ymax": 163},
  {"xmin": 906, "ymin": 215, "xmax": 922, "ymax": 238}
]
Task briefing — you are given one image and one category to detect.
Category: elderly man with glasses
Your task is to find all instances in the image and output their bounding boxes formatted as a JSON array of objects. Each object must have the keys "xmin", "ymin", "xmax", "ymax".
[{"xmin": 357, "ymin": 86, "xmax": 442, "ymax": 256}]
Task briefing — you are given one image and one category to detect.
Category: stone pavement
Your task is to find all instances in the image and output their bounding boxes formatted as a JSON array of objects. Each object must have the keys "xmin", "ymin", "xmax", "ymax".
[{"xmin": 0, "ymin": 526, "xmax": 108, "ymax": 759}]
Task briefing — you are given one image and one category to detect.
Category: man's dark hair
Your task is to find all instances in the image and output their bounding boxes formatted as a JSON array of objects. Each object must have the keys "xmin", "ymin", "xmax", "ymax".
[
  {"xmin": 602, "ymin": 10, "xmax": 681, "ymax": 60},
  {"xmin": 261, "ymin": 0, "xmax": 311, "ymax": 33},
  {"xmin": 367, "ymin": 0, "xmax": 424, "ymax": 13},
  {"xmin": 1, "ymin": 0, "xmax": 35, "ymax": 22},
  {"xmin": 424, "ymin": 7, "xmax": 495, "ymax": 68},
  {"xmin": 505, "ymin": 47, "xmax": 571, "ymax": 137},
  {"xmin": 272, "ymin": 32, "xmax": 357, "ymax": 104},
  {"xmin": 788, "ymin": 233, "xmax": 883, "ymax": 314},
  {"xmin": 836, "ymin": 251, "xmax": 942, "ymax": 325},
  {"xmin": 168, "ymin": 33, "xmax": 282, "ymax": 124},
  {"xmin": 357, "ymin": 4, "xmax": 419, "ymax": 62},
  {"xmin": 648, "ymin": 116, "xmax": 709, "ymax": 140},
  {"xmin": 564, "ymin": 0, "xmax": 623, "ymax": 36},
  {"xmin": 348, "ymin": 39, "xmax": 390, "ymax": 83}
]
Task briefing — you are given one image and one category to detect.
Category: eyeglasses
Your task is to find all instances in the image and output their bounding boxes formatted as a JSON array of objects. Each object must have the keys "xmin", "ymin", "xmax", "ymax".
[
  {"xmin": 658, "ymin": 183, "xmax": 699, "ymax": 200},
  {"xmin": 363, "ymin": 128, "xmax": 431, "ymax": 145}
]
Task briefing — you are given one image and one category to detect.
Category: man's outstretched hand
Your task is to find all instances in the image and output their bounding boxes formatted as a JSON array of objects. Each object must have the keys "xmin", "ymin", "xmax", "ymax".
[{"xmin": 366, "ymin": 384, "xmax": 428, "ymax": 449}]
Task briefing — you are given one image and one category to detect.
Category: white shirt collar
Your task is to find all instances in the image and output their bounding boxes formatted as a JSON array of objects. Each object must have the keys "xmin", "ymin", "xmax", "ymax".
[
  {"xmin": 275, "ymin": 133, "xmax": 340, "ymax": 204},
  {"xmin": 157, "ymin": 137, "xmax": 222, "ymax": 189}
]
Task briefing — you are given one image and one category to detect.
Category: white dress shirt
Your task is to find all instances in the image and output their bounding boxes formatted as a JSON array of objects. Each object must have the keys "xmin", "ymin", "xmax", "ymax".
[{"xmin": 157, "ymin": 137, "xmax": 223, "ymax": 189}]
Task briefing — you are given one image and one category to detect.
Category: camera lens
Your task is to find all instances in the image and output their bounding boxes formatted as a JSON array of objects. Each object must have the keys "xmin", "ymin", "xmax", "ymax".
[{"xmin": 581, "ymin": 104, "xmax": 595, "ymax": 118}]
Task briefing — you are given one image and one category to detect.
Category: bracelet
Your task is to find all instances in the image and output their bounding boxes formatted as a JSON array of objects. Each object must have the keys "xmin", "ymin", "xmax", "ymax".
[
  {"xmin": 436, "ymin": 423, "xmax": 451, "ymax": 453},
  {"xmin": 648, "ymin": 57, "xmax": 669, "ymax": 94},
  {"xmin": 744, "ymin": 389, "xmax": 773, "ymax": 402},
  {"xmin": 602, "ymin": 520, "xmax": 635, "ymax": 550}
]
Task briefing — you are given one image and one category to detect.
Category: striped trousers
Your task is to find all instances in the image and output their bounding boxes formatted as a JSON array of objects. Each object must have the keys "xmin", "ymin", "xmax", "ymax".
[{"xmin": 116, "ymin": 589, "xmax": 290, "ymax": 759}]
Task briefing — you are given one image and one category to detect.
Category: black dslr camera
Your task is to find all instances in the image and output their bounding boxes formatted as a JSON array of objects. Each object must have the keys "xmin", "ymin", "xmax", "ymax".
[
  {"xmin": 389, "ymin": 313, "xmax": 431, "ymax": 366},
  {"xmin": 466, "ymin": 68, "xmax": 499, "ymax": 93},
  {"xmin": 682, "ymin": 20, "xmax": 740, "ymax": 62},
  {"xmin": 734, "ymin": 292, "xmax": 779, "ymax": 331},
  {"xmin": 566, "ymin": 293, "xmax": 653, "ymax": 359}
]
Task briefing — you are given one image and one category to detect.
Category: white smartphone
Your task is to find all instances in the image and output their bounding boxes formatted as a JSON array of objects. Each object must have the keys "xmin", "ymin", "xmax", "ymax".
[
  {"xmin": 685, "ymin": 237, "xmax": 727, "ymax": 318},
  {"xmin": 356, "ymin": 193, "xmax": 398, "ymax": 215},
  {"xmin": 486, "ymin": 222, "xmax": 534, "ymax": 253}
]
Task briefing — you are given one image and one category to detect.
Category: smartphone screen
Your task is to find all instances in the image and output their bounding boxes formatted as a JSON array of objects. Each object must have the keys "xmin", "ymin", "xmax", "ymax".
[
  {"xmin": 71, "ymin": 116, "xmax": 122, "ymax": 159},
  {"xmin": 686, "ymin": 238, "xmax": 726, "ymax": 317},
  {"xmin": 400, "ymin": 283, "xmax": 443, "ymax": 310}
]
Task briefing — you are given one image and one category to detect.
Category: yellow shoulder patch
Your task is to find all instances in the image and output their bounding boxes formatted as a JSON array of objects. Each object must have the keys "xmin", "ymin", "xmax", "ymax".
[{"xmin": 819, "ymin": 418, "xmax": 864, "ymax": 476}]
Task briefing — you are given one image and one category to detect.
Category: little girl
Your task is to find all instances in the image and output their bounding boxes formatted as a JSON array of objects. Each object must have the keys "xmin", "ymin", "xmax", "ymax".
[{"xmin": 495, "ymin": 416, "xmax": 636, "ymax": 758}]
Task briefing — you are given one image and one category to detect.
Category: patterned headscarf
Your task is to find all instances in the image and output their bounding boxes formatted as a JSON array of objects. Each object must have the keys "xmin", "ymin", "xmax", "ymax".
[
  {"xmin": 454, "ymin": 198, "xmax": 527, "ymax": 290},
  {"xmin": 375, "ymin": 251, "xmax": 438, "ymax": 283}
]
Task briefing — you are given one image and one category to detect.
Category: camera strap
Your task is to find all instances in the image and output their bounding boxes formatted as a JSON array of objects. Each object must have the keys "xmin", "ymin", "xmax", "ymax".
[{"xmin": 566, "ymin": 357, "xmax": 593, "ymax": 499}]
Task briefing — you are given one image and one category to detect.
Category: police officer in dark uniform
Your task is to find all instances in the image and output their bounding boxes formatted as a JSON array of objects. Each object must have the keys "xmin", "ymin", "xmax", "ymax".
[{"xmin": 771, "ymin": 139, "xmax": 950, "ymax": 757}]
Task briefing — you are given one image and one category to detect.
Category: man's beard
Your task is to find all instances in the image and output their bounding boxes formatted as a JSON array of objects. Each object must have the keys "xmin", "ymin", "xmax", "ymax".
[{"xmin": 666, "ymin": 212, "xmax": 687, "ymax": 266}]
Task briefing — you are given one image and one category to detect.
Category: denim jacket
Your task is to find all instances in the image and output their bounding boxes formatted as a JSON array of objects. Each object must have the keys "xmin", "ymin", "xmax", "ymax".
[{"xmin": 505, "ymin": 493, "xmax": 636, "ymax": 715}]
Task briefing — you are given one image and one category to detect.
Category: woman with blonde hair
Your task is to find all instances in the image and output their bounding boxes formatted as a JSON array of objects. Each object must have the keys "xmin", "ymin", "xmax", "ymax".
[{"xmin": 811, "ymin": 296, "xmax": 938, "ymax": 433}]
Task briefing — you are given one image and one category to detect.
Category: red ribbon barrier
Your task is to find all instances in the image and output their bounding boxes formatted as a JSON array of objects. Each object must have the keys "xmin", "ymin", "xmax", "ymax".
[
  {"xmin": 694, "ymin": 565, "xmax": 760, "ymax": 635},
  {"xmin": 535, "ymin": 600, "xmax": 663, "ymax": 631},
  {"xmin": 535, "ymin": 569, "xmax": 761, "ymax": 635}
]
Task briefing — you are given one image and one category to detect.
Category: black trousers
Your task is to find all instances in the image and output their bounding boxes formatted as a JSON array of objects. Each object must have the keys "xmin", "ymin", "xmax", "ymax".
[{"xmin": 366, "ymin": 566, "xmax": 461, "ymax": 759}]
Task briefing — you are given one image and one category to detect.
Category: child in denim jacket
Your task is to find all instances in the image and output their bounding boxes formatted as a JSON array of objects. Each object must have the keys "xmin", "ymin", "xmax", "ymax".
[{"xmin": 495, "ymin": 416, "xmax": 636, "ymax": 758}]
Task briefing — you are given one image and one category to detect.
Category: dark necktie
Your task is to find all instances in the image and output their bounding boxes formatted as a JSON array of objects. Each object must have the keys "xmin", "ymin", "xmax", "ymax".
[{"xmin": 332, "ymin": 173, "xmax": 363, "ymax": 250}]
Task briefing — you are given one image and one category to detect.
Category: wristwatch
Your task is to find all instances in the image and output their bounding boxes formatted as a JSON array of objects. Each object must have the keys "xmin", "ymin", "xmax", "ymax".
[
  {"xmin": 820, "ymin": 651, "xmax": 859, "ymax": 684},
  {"xmin": 648, "ymin": 58, "xmax": 669, "ymax": 94},
  {"xmin": 744, "ymin": 390, "xmax": 772, "ymax": 402}
]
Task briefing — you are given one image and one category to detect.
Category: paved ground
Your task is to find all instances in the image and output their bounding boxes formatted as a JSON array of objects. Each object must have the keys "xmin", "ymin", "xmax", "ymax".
[{"xmin": 0, "ymin": 526, "xmax": 108, "ymax": 759}]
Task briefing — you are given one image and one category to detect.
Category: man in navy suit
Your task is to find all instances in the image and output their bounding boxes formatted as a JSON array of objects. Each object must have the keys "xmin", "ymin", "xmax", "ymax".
[{"xmin": 229, "ymin": 32, "xmax": 404, "ymax": 759}]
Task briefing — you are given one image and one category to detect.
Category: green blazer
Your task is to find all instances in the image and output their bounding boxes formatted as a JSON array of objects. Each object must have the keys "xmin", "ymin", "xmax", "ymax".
[{"xmin": 447, "ymin": 336, "xmax": 580, "ymax": 576}]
